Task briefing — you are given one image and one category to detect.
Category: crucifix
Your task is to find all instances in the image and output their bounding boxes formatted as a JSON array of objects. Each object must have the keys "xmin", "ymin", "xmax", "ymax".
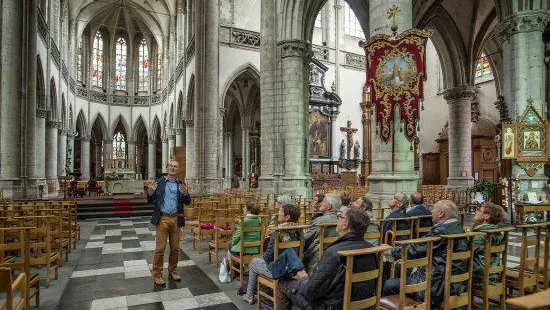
[
  {"xmin": 387, "ymin": 5, "xmax": 401, "ymax": 36},
  {"xmin": 340, "ymin": 120, "xmax": 358, "ymax": 159}
]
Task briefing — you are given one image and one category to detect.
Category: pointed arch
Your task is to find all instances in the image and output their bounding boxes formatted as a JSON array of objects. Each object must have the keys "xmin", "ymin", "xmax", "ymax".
[
  {"xmin": 49, "ymin": 77, "xmax": 57, "ymax": 121},
  {"xmin": 169, "ymin": 103, "xmax": 174, "ymax": 129},
  {"xmin": 76, "ymin": 109, "xmax": 87, "ymax": 136},
  {"xmin": 221, "ymin": 63, "xmax": 260, "ymax": 107},
  {"xmin": 109, "ymin": 114, "xmax": 131, "ymax": 138},
  {"xmin": 186, "ymin": 74, "xmax": 195, "ymax": 120},
  {"xmin": 151, "ymin": 115, "xmax": 161, "ymax": 140},
  {"xmin": 36, "ymin": 56, "xmax": 46, "ymax": 110},
  {"xmin": 162, "ymin": 111, "xmax": 168, "ymax": 136},
  {"xmin": 90, "ymin": 113, "xmax": 108, "ymax": 141},
  {"xmin": 222, "ymin": 63, "xmax": 261, "ymax": 129},
  {"xmin": 132, "ymin": 115, "xmax": 149, "ymax": 140}
]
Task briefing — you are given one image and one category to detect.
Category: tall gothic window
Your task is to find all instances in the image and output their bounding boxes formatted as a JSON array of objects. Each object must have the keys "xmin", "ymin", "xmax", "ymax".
[
  {"xmin": 315, "ymin": 13, "xmax": 322, "ymax": 28},
  {"xmin": 91, "ymin": 31, "xmax": 104, "ymax": 87},
  {"xmin": 138, "ymin": 38, "xmax": 149, "ymax": 92},
  {"xmin": 475, "ymin": 52, "xmax": 493, "ymax": 83},
  {"xmin": 115, "ymin": 37, "xmax": 127, "ymax": 90},
  {"xmin": 112, "ymin": 132, "xmax": 126, "ymax": 160},
  {"xmin": 157, "ymin": 56, "xmax": 162, "ymax": 90},
  {"xmin": 343, "ymin": 2, "xmax": 364, "ymax": 39},
  {"xmin": 76, "ymin": 40, "xmax": 83, "ymax": 81}
]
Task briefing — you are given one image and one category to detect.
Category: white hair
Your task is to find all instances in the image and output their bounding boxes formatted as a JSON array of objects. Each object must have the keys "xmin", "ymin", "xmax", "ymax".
[
  {"xmin": 325, "ymin": 194, "xmax": 342, "ymax": 211},
  {"xmin": 277, "ymin": 195, "xmax": 292, "ymax": 205}
]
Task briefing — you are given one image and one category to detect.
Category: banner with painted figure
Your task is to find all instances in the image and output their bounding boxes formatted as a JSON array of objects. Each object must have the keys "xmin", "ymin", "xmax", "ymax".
[{"xmin": 363, "ymin": 28, "xmax": 432, "ymax": 143}]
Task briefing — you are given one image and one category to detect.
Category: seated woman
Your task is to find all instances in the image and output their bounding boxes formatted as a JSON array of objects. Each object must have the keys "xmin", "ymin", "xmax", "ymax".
[
  {"xmin": 229, "ymin": 202, "xmax": 262, "ymax": 256},
  {"xmin": 471, "ymin": 202, "xmax": 507, "ymax": 283}
]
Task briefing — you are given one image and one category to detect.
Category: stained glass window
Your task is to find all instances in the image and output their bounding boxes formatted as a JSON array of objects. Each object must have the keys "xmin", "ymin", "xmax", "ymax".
[
  {"xmin": 115, "ymin": 37, "xmax": 127, "ymax": 90},
  {"xmin": 112, "ymin": 132, "xmax": 126, "ymax": 160},
  {"xmin": 138, "ymin": 38, "xmax": 149, "ymax": 92},
  {"xmin": 76, "ymin": 40, "xmax": 82, "ymax": 81},
  {"xmin": 157, "ymin": 56, "xmax": 162, "ymax": 90},
  {"xmin": 91, "ymin": 31, "xmax": 103, "ymax": 87},
  {"xmin": 475, "ymin": 53, "xmax": 493, "ymax": 82},
  {"xmin": 343, "ymin": 2, "xmax": 364, "ymax": 39}
]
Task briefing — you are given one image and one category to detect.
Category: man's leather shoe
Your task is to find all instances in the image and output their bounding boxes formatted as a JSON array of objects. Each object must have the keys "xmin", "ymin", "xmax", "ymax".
[
  {"xmin": 154, "ymin": 274, "xmax": 166, "ymax": 285},
  {"xmin": 169, "ymin": 272, "xmax": 181, "ymax": 281}
]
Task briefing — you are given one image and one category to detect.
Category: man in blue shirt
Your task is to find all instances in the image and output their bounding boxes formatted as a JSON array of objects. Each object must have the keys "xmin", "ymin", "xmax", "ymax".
[
  {"xmin": 147, "ymin": 160, "xmax": 191, "ymax": 285},
  {"xmin": 407, "ymin": 192, "xmax": 432, "ymax": 236}
]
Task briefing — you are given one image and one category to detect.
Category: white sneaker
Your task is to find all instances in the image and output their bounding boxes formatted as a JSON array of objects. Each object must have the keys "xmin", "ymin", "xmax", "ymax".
[{"xmin": 242, "ymin": 294, "xmax": 256, "ymax": 305}]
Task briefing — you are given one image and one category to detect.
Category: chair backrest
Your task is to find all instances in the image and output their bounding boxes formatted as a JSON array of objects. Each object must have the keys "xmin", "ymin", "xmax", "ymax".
[
  {"xmin": 516, "ymin": 223, "xmax": 545, "ymax": 294},
  {"xmin": 363, "ymin": 219, "xmax": 382, "ymax": 245},
  {"xmin": 318, "ymin": 222, "xmax": 338, "ymax": 259},
  {"xmin": 273, "ymin": 225, "xmax": 310, "ymax": 260},
  {"xmin": 440, "ymin": 232, "xmax": 478, "ymax": 309},
  {"xmin": 414, "ymin": 215, "xmax": 433, "ymax": 238},
  {"xmin": 239, "ymin": 217, "xmax": 265, "ymax": 255},
  {"xmin": 395, "ymin": 236, "xmax": 441, "ymax": 308},
  {"xmin": 542, "ymin": 222, "xmax": 550, "ymax": 289},
  {"xmin": 338, "ymin": 244, "xmax": 392, "ymax": 310},
  {"xmin": 384, "ymin": 217, "xmax": 413, "ymax": 245}
]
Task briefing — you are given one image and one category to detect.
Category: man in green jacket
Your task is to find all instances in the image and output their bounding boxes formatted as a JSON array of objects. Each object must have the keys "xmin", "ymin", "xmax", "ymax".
[
  {"xmin": 471, "ymin": 202, "xmax": 507, "ymax": 283},
  {"xmin": 229, "ymin": 202, "xmax": 262, "ymax": 255}
]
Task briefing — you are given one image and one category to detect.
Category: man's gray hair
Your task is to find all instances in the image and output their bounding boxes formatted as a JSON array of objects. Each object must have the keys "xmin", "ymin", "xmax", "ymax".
[
  {"xmin": 277, "ymin": 195, "xmax": 292, "ymax": 205},
  {"xmin": 434, "ymin": 200, "xmax": 458, "ymax": 219},
  {"xmin": 325, "ymin": 194, "xmax": 342, "ymax": 211},
  {"xmin": 395, "ymin": 192, "xmax": 409, "ymax": 209}
]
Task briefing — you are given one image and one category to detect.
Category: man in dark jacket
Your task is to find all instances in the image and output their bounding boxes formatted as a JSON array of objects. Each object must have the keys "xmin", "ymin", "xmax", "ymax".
[
  {"xmin": 276, "ymin": 207, "xmax": 377, "ymax": 310},
  {"xmin": 383, "ymin": 192, "xmax": 410, "ymax": 242},
  {"xmin": 383, "ymin": 200, "xmax": 469, "ymax": 305},
  {"xmin": 406, "ymin": 192, "xmax": 432, "ymax": 237},
  {"xmin": 147, "ymin": 160, "xmax": 191, "ymax": 285}
]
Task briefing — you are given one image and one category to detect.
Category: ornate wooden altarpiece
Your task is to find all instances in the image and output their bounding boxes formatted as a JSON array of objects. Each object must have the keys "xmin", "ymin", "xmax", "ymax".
[{"xmin": 308, "ymin": 58, "xmax": 341, "ymax": 175}]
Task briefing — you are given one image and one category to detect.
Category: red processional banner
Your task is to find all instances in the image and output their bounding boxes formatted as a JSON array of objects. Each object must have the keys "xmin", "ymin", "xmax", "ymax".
[{"xmin": 363, "ymin": 28, "xmax": 432, "ymax": 143}]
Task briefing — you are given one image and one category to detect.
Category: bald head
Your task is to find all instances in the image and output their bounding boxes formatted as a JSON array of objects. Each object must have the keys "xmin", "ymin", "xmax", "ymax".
[
  {"xmin": 410, "ymin": 192, "xmax": 424, "ymax": 206},
  {"xmin": 431, "ymin": 200, "xmax": 458, "ymax": 224}
]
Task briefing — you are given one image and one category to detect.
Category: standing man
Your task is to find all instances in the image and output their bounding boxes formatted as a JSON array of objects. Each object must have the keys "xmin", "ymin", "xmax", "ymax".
[{"xmin": 147, "ymin": 160, "xmax": 191, "ymax": 285}]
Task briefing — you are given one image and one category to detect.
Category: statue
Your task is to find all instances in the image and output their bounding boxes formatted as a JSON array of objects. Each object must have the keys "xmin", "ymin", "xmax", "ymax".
[
  {"xmin": 339, "ymin": 139, "xmax": 346, "ymax": 159},
  {"xmin": 353, "ymin": 141, "xmax": 360, "ymax": 160}
]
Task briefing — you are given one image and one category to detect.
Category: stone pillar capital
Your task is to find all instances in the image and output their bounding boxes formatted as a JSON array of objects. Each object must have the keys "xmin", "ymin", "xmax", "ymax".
[
  {"xmin": 498, "ymin": 11, "xmax": 550, "ymax": 42},
  {"xmin": 223, "ymin": 131, "xmax": 233, "ymax": 138},
  {"xmin": 80, "ymin": 135, "xmax": 91, "ymax": 142},
  {"xmin": 103, "ymin": 139, "xmax": 112, "ymax": 144},
  {"xmin": 277, "ymin": 39, "xmax": 313, "ymax": 59},
  {"xmin": 162, "ymin": 137, "xmax": 168, "ymax": 143},
  {"xmin": 148, "ymin": 138, "xmax": 156, "ymax": 145},
  {"xmin": 36, "ymin": 109, "xmax": 48, "ymax": 119},
  {"xmin": 442, "ymin": 86, "xmax": 477, "ymax": 102},
  {"xmin": 175, "ymin": 128, "xmax": 184, "ymax": 135},
  {"xmin": 67, "ymin": 132, "xmax": 77, "ymax": 138},
  {"xmin": 184, "ymin": 119, "xmax": 194, "ymax": 127},
  {"xmin": 58, "ymin": 128, "xmax": 68, "ymax": 135},
  {"xmin": 168, "ymin": 134, "xmax": 176, "ymax": 140},
  {"xmin": 127, "ymin": 140, "xmax": 136, "ymax": 145},
  {"xmin": 46, "ymin": 120, "xmax": 61, "ymax": 128}
]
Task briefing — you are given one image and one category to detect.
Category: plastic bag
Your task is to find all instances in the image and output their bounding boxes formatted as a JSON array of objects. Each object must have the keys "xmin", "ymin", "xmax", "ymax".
[{"xmin": 219, "ymin": 257, "xmax": 231, "ymax": 283}]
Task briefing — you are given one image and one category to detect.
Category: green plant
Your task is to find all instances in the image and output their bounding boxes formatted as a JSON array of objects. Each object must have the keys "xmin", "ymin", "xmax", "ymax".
[{"xmin": 469, "ymin": 179, "xmax": 496, "ymax": 196}]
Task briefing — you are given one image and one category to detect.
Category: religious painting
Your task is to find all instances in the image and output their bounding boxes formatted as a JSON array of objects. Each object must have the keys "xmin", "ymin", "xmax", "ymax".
[
  {"xmin": 378, "ymin": 54, "xmax": 416, "ymax": 89},
  {"xmin": 502, "ymin": 122, "xmax": 516, "ymax": 159},
  {"xmin": 516, "ymin": 105, "xmax": 546, "ymax": 176},
  {"xmin": 309, "ymin": 111, "xmax": 330, "ymax": 158}
]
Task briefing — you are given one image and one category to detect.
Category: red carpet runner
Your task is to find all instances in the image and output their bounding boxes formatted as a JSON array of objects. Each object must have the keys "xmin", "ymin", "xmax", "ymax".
[{"xmin": 112, "ymin": 199, "xmax": 133, "ymax": 215}]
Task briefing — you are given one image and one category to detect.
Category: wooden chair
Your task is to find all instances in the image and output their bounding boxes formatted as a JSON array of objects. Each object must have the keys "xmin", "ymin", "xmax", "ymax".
[
  {"xmin": 383, "ymin": 217, "xmax": 414, "ymax": 246},
  {"xmin": 472, "ymin": 226, "xmax": 515, "ymax": 310},
  {"xmin": 0, "ymin": 267, "xmax": 26, "ymax": 310},
  {"xmin": 318, "ymin": 222, "xmax": 338, "ymax": 259},
  {"xmin": 192, "ymin": 206, "xmax": 216, "ymax": 253},
  {"xmin": 538, "ymin": 222, "xmax": 550, "ymax": 289},
  {"xmin": 440, "ymin": 232, "xmax": 478, "ymax": 310},
  {"xmin": 181, "ymin": 207, "xmax": 197, "ymax": 241},
  {"xmin": 229, "ymin": 217, "xmax": 265, "ymax": 287},
  {"xmin": 257, "ymin": 224, "xmax": 309, "ymax": 310},
  {"xmin": 506, "ymin": 223, "xmax": 545, "ymax": 296},
  {"xmin": 506, "ymin": 288, "xmax": 550, "ymax": 309},
  {"xmin": 338, "ymin": 244, "xmax": 392, "ymax": 309},
  {"xmin": 207, "ymin": 212, "xmax": 233, "ymax": 264},
  {"xmin": 364, "ymin": 219, "xmax": 383, "ymax": 246},
  {"xmin": 380, "ymin": 236, "xmax": 441, "ymax": 310},
  {"xmin": 413, "ymin": 215, "xmax": 433, "ymax": 238},
  {"xmin": 23, "ymin": 216, "xmax": 60, "ymax": 288}
]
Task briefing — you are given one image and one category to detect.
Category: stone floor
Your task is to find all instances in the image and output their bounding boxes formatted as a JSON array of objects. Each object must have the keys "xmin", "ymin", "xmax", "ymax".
[{"xmin": 26, "ymin": 215, "xmax": 542, "ymax": 309}]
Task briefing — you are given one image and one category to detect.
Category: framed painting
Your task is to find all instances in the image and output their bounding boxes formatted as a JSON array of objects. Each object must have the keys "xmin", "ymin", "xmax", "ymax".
[
  {"xmin": 501, "ymin": 122, "xmax": 516, "ymax": 159},
  {"xmin": 309, "ymin": 111, "xmax": 330, "ymax": 158},
  {"xmin": 516, "ymin": 105, "xmax": 546, "ymax": 177}
]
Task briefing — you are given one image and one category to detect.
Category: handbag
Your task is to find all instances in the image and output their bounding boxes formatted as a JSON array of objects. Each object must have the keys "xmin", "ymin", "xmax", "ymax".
[{"xmin": 218, "ymin": 257, "xmax": 231, "ymax": 283}]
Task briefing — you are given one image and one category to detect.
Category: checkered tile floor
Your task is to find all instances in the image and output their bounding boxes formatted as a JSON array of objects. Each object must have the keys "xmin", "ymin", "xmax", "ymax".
[{"xmin": 56, "ymin": 217, "xmax": 239, "ymax": 310}]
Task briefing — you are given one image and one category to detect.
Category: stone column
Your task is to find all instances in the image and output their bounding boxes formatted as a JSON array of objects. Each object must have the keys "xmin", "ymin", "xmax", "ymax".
[
  {"xmin": 499, "ymin": 10, "xmax": 550, "ymax": 202},
  {"xmin": 103, "ymin": 140, "xmax": 113, "ymax": 171},
  {"xmin": 185, "ymin": 120, "xmax": 195, "ymax": 180},
  {"xmin": 80, "ymin": 136, "xmax": 91, "ymax": 180},
  {"xmin": 360, "ymin": 86, "xmax": 373, "ymax": 187},
  {"xmin": 57, "ymin": 129, "xmax": 67, "ymax": 177},
  {"xmin": 127, "ymin": 140, "xmax": 136, "ymax": 171},
  {"xmin": 168, "ymin": 134, "xmax": 176, "ymax": 160},
  {"xmin": 45, "ymin": 120, "xmax": 59, "ymax": 181},
  {"xmin": 175, "ymin": 128, "xmax": 184, "ymax": 147},
  {"xmin": 223, "ymin": 132, "xmax": 233, "ymax": 187},
  {"xmin": 66, "ymin": 132, "xmax": 75, "ymax": 172},
  {"xmin": 241, "ymin": 126, "xmax": 251, "ymax": 182},
  {"xmin": 193, "ymin": 0, "xmax": 221, "ymax": 194},
  {"xmin": 148, "ymin": 139, "xmax": 157, "ymax": 179},
  {"xmin": 0, "ymin": 0, "xmax": 24, "ymax": 196},
  {"xmin": 367, "ymin": 0, "xmax": 417, "ymax": 207},
  {"xmin": 276, "ymin": 39, "xmax": 313, "ymax": 196},
  {"xmin": 161, "ymin": 137, "xmax": 168, "ymax": 173},
  {"xmin": 35, "ymin": 109, "xmax": 47, "ymax": 180},
  {"xmin": 94, "ymin": 142, "xmax": 102, "ymax": 178},
  {"xmin": 443, "ymin": 86, "xmax": 476, "ymax": 188}
]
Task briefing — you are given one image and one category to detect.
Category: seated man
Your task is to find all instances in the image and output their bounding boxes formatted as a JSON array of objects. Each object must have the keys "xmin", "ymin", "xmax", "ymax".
[
  {"xmin": 243, "ymin": 204, "xmax": 301, "ymax": 305},
  {"xmin": 383, "ymin": 200, "xmax": 469, "ymax": 305},
  {"xmin": 406, "ymin": 192, "xmax": 432, "ymax": 237},
  {"xmin": 229, "ymin": 202, "xmax": 262, "ymax": 256},
  {"xmin": 86, "ymin": 178, "xmax": 98, "ymax": 195},
  {"xmin": 302, "ymin": 194, "xmax": 340, "ymax": 271},
  {"xmin": 471, "ymin": 202, "xmax": 507, "ymax": 284},
  {"xmin": 383, "ymin": 192, "xmax": 410, "ymax": 242},
  {"xmin": 352, "ymin": 196, "xmax": 380, "ymax": 246},
  {"xmin": 310, "ymin": 193, "xmax": 325, "ymax": 222},
  {"xmin": 276, "ymin": 207, "xmax": 377, "ymax": 310}
]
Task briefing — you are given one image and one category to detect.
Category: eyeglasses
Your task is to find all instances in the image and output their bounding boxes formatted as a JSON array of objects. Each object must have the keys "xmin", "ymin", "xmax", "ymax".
[{"xmin": 336, "ymin": 212, "xmax": 348, "ymax": 221}]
